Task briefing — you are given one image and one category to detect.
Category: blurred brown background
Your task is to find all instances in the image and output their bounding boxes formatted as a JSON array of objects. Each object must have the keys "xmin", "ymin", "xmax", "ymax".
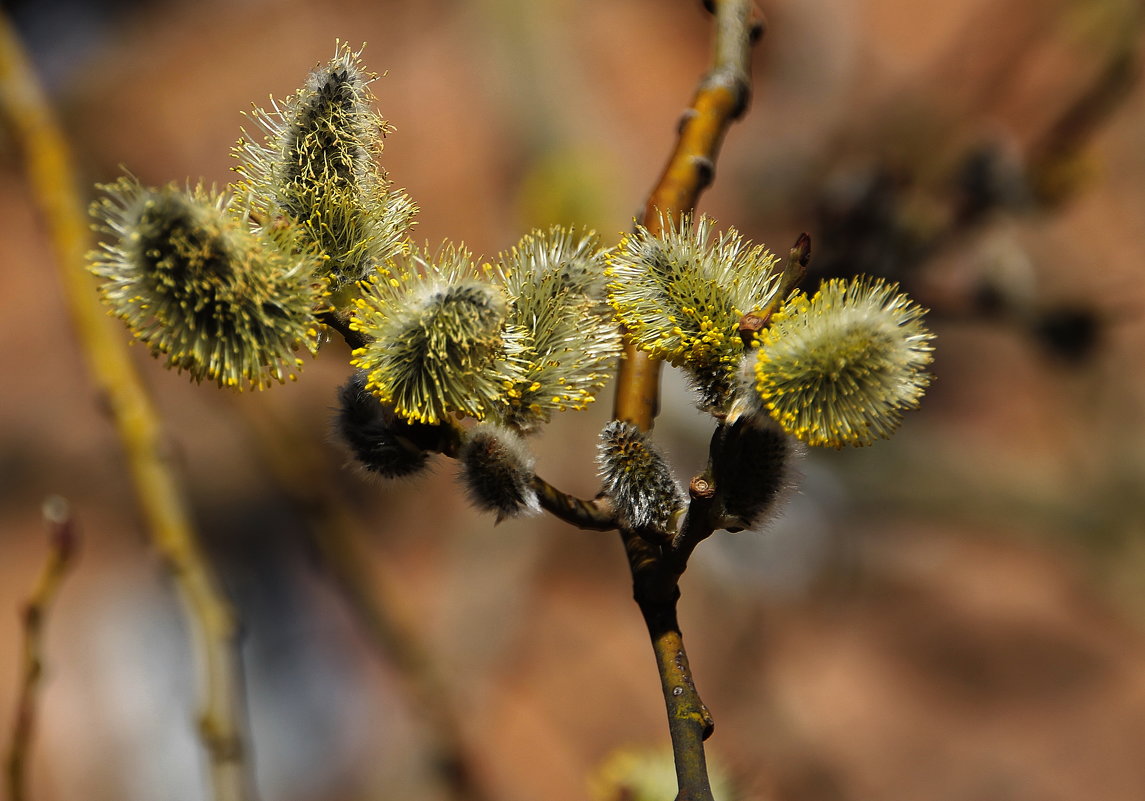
[{"xmin": 3, "ymin": 0, "xmax": 1145, "ymax": 799}]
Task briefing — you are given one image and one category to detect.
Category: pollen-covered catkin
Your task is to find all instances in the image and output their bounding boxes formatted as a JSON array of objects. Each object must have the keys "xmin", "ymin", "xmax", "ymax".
[
  {"xmin": 233, "ymin": 43, "xmax": 415, "ymax": 290},
  {"xmin": 335, "ymin": 371, "xmax": 431, "ymax": 478},
  {"xmin": 494, "ymin": 227, "xmax": 622, "ymax": 430},
  {"xmin": 606, "ymin": 215, "xmax": 784, "ymax": 412},
  {"xmin": 350, "ymin": 244, "xmax": 528, "ymax": 425},
  {"xmin": 598, "ymin": 421, "xmax": 685, "ymax": 535},
  {"xmin": 88, "ymin": 177, "xmax": 323, "ymax": 389},
  {"xmin": 752, "ymin": 277, "xmax": 935, "ymax": 447},
  {"xmin": 459, "ymin": 424, "xmax": 540, "ymax": 520}
]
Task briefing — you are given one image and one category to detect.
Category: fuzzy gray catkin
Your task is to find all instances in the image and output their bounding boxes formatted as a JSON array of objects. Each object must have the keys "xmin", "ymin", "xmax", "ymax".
[
  {"xmin": 597, "ymin": 421, "xmax": 685, "ymax": 535},
  {"xmin": 458, "ymin": 424, "xmax": 540, "ymax": 520}
]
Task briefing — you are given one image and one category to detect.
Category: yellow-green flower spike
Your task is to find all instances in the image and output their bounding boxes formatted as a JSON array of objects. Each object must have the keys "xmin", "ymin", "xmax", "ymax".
[
  {"xmin": 752, "ymin": 277, "xmax": 935, "ymax": 448},
  {"xmin": 606, "ymin": 214, "xmax": 783, "ymax": 412},
  {"xmin": 350, "ymin": 243, "xmax": 528, "ymax": 425},
  {"xmin": 233, "ymin": 42, "xmax": 416, "ymax": 291},
  {"xmin": 88, "ymin": 177, "xmax": 324, "ymax": 390},
  {"xmin": 494, "ymin": 226, "xmax": 622, "ymax": 431}
]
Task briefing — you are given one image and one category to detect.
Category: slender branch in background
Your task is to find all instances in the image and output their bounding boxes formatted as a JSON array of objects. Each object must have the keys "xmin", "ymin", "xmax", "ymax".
[
  {"xmin": 611, "ymin": 3, "xmax": 761, "ymax": 800},
  {"xmin": 5, "ymin": 497, "xmax": 79, "ymax": 801},
  {"xmin": 234, "ymin": 399, "xmax": 494, "ymax": 801},
  {"xmin": 0, "ymin": 17, "xmax": 256, "ymax": 801},
  {"xmin": 1026, "ymin": 44, "xmax": 1140, "ymax": 207}
]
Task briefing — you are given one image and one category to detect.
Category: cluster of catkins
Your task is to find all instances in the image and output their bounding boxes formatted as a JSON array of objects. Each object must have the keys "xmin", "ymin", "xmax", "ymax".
[{"xmin": 89, "ymin": 44, "xmax": 934, "ymax": 537}]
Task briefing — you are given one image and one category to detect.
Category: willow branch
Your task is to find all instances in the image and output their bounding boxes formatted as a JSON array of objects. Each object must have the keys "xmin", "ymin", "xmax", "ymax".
[
  {"xmin": 670, "ymin": 477, "xmax": 719, "ymax": 567},
  {"xmin": 614, "ymin": 0, "xmax": 760, "ymax": 432},
  {"xmin": 624, "ymin": 529, "xmax": 716, "ymax": 797},
  {"xmin": 319, "ymin": 309, "xmax": 370, "ymax": 351},
  {"xmin": 530, "ymin": 476, "xmax": 617, "ymax": 530},
  {"xmin": 5, "ymin": 498, "xmax": 79, "ymax": 801},
  {"xmin": 612, "ymin": 3, "xmax": 760, "ymax": 800},
  {"xmin": 0, "ymin": 18, "xmax": 255, "ymax": 801},
  {"xmin": 642, "ymin": 5, "xmax": 757, "ymax": 229}
]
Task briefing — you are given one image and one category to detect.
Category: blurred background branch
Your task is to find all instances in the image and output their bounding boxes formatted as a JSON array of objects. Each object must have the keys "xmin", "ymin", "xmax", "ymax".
[
  {"xmin": 5, "ymin": 497, "xmax": 78, "ymax": 801},
  {"xmin": 234, "ymin": 397, "xmax": 494, "ymax": 801},
  {"xmin": 0, "ymin": 14, "xmax": 255, "ymax": 801}
]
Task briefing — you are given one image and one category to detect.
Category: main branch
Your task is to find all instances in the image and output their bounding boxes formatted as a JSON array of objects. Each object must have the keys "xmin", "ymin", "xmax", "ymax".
[{"xmin": 612, "ymin": 3, "xmax": 761, "ymax": 800}]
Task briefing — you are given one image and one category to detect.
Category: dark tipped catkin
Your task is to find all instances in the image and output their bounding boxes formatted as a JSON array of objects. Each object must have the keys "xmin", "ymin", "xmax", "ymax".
[
  {"xmin": 458, "ymin": 424, "xmax": 539, "ymax": 521},
  {"xmin": 335, "ymin": 372, "xmax": 430, "ymax": 478}
]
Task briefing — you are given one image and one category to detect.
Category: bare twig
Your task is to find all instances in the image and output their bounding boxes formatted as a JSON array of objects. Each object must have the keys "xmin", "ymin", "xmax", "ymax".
[
  {"xmin": 0, "ymin": 17, "xmax": 255, "ymax": 801},
  {"xmin": 530, "ymin": 476, "xmax": 617, "ymax": 530},
  {"xmin": 611, "ymin": 3, "xmax": 760, "ymax": 800},
  {"xmin": 5, "ymin": 497, "xmax": 79, "ymax": 801},
  {"xmin": 669, "ymin": 476, "xmax": 720, "ymax": 566}
]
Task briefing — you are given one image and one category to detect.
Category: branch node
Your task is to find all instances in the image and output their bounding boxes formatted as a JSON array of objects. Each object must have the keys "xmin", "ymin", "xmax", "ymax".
[
  {"xmin": 688, "ymin": 475, "xmax": 716, "ymax": 500},
  {"xmin": 690, "ymin": 155, "xmax": 715, "ymax": 190},
  {"xmin": 677, "ymin": 107, "xmax": 700, "ymax": 135},
  {"xmin": 737, "ymin": 311, "xmax": 769, "ymax": 347}
]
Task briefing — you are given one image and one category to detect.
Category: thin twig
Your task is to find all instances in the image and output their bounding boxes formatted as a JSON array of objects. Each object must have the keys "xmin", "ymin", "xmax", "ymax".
[
  {"xmin": 0, "ymin": 18, "xmax": 256, "ymax": 801},
  {"xmin": 611, "ymin": 2, "xmax": 760, "ymax": 800},
  {"xmin": 670, "ymin": 478, "xmax": 719, "ymax": 568},
  {"xmin": 1026, "ymin": 45, "xmax": 1140, "ymax": 207},
  {"xmin": 5, "ymin": 497, "xmax": 79, "ymax": 801},
  {"xmin": 530, "ymin": 476, "xmax": 617, "ymax": 530}
]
